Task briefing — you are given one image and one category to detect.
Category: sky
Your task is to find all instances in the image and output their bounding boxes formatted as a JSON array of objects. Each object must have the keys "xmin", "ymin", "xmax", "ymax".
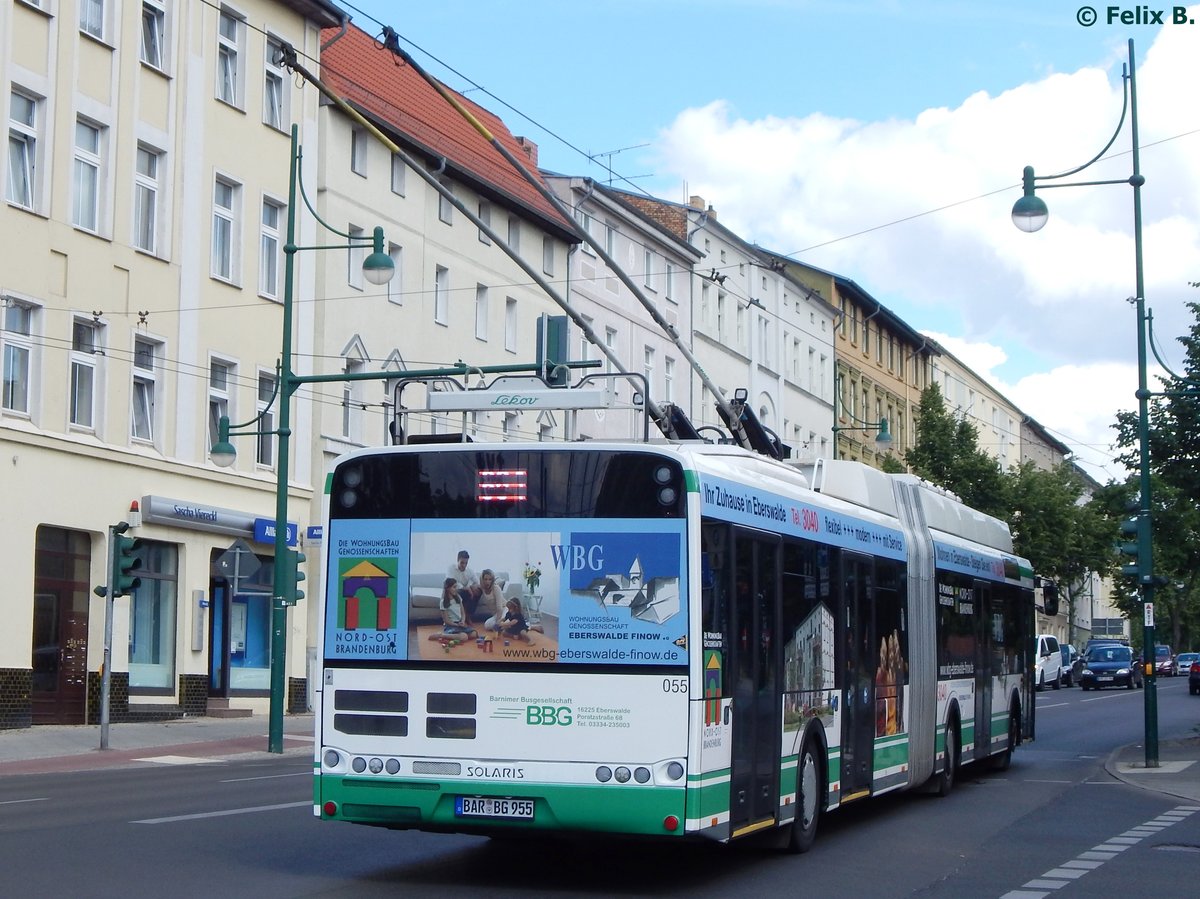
[{"xmin": 344, "ymin": 1, "xmax": 1200, "ymax": 484}]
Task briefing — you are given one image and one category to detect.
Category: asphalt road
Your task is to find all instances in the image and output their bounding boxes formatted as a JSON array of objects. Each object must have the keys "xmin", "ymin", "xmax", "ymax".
[{"xmin": 1, "ymin": 676, "xmax": 1197, "ymax": 898}]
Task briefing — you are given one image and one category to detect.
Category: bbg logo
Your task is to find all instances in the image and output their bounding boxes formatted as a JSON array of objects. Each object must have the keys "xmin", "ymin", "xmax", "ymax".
[
  {"xmin": 526, "ymin": 705, "xmax": 572, "ymax": 726},
  {"xmin": 490, "ymin": 394, "xmax": 538, "ymax": 407}
]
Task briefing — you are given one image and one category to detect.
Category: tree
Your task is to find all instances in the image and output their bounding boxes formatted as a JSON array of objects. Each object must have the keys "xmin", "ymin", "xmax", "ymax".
[
  {"xmin": 904, "ymin": 384, "xmax": 1009, "ymax": 517},
  {"xmin": 1109, "ymin": 300, "xmax": 1200, "ymax": 651}
]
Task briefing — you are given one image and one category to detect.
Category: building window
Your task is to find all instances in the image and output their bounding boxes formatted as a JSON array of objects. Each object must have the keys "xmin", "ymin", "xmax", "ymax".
[
  {"xmin": 716, "ymin": 292, "xmax": 726, "ymax": 339},
  {"xmin": 140, "ymin": 1, "xmax": 165, "ymax": 69},
  {"xmin": 7, "ymin": 90, "xmax": 40, "ymax": 210},
  {"xmin": 475, "ymin": 284, "xmax": 488, "ymax": 340},
  {"xmin": 387, "ymin": 242, "xmax": 403, "ymax": 306},
  {"xmin": 505, "ymin": 297, "xmax": 517, "ymax": 352},
  {"xmin": 70, "ymin": 320, "xmax": 101, "ymax": 429},
  {"xmin": 216, "ymin": 10, "xmax": 243, "ymax": 107},
  {"xmin": 350, "ymin": 128, "xmax": 367, "ymax": 177},
  {"xmin": 576, "ymin": 209, "xmax": 595, "ymax": 255},
  {"xmin": 255, "ymin": 372, "xmax": 276, "ymax": 467},
  {"xmin": 478, "ymin": 201, "xmax": 491, "ymax": 244},
  {"xmin": 665, "ymin": 262, "xmax": 675, "ymax": 302},
  {"xmin": 128, "ymin": 540, "xmax": 178, "ymax": 691},
  {"xmin": 508, "ymin": 216, "xmax": 520, "ymax": 253},
  {"xmin": 2, "ymin": 299, "xmax": 36, "ymax": 414},
  {"xmin": 212, "ymin": 176, "xmax": 239, "ymax": 282},
  {"xmin": 342, "ymin": 356, "xmax": 363, "ymax": 441},
  {"xmin": 735, "ymin": 304, "xmax": 745, "ymax": 350},
  {"xmin": 643, "ymin": 346, "xmax": 655, "ymax": 399},
  {"xmin": 604, "ymin": 222, "xmax": 615, "ymax": 257},
  {"xmin": 390, "ymin": 154, "xmax": 405, "ymax": 195},
  {"xmin": 579, "ymin": 315, "xmax": 593, "ymax": 363},
  {"xmin": 664, "ymin": 357, "xmax": 675, "ymax": 403},
  {"xmin": 347, "ymin": 225, "xmax": 364, "ymax": 290},
  {"xmin": 72, "ymin": 120, "xmax": 103, "ymax": 232},
  {"xmin": 542, "ymin": 236, "xmax": 554, "ymax": 276},
  {"xmin": 438, "ymin": 181, "xmax": 453, "ymax": 224},
  {"xmin": 758, "ymin": 317, "xmax": 770, "ymax": 367},
  {"xmin": 604, "ymin": 327, "xmax": 617, "ymax": 381},
  {"xmin": 80, "ymin": 0, "xmax": 105, "ymax": 40},
  {"xmin": 131, "ymin": 337, "xmax": 158, "ymax": 443},
  {"xmin": 643, "ymin": 249, "xmax": 656, "ymax": 290},
  {"xmin": 133, "ymin": 145, "xmax": 160, "ymax": 254},
  {"xmin": 263, "ymin": 37, "xmax": 287, "ymax": 130},
  {"xmin": 208, "ymin": 359, "xmax": 233, "ymax": 451},
  {"xmin": 434, "ymin": 265, "xmax": 449, "ymax": 324},
  {"xmin": 260, "ymin": 198, "xmax": 283, "ymax": 299}
]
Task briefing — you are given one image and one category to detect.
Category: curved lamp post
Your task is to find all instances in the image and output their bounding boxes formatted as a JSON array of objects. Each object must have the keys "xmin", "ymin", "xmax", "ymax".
[
  {"xmin": 1011, "ymin": 38, "xmax": 1158, "ymax": 767},
  {"xmin": 831, "ymin": 368, "xmax": 893, "ymax": 457},
  {"xmin": 211, "ymin": 124, "xmax": 394, "ymax": 753}
]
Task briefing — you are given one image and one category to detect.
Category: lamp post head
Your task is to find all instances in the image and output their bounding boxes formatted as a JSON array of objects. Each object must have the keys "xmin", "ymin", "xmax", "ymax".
[
  {"xmin": 210, "ymin": 414, "xmax": 237, "ymax": 468},
  {"xmin": 874, "ymin": 417, "xmax": 893, "ymax": 450},
  {"xmin": 1012, "ymin": 165, "xmax": 1049, "ymax": 233},
  {"xmin": 363, "ymin": 226, "xmax": 396, "ymax": 285}
]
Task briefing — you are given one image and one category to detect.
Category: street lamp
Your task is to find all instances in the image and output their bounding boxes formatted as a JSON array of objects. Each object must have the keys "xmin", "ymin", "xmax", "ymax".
[
  {"xmin": 1011, "ymin": 38, "xmax": 1158, "ymax": 767},
  {"xmin": 831, "ymin": 368, "xmax": 893, "ymax": 456},
  {"xmin": 211, "ymin": 124, "xmax": 394, "ymax": 753}
]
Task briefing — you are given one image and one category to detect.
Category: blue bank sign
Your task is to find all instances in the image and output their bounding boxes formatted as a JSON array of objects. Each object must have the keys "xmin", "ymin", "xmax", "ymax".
[{"xmin": 254, "ymin": 517, "xmax": 298, "ymax": 547}]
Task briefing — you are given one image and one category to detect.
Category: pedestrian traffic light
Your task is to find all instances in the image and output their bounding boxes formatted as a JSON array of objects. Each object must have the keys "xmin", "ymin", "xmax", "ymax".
[
  {"xmin": 111, "ymin": 523, "xmax": 142, "ymax": 597},
  {"xmin": 1118, "ymin": 515, "xmax": 1140, "ymax": 578},
  {"xmin": 280, "ymin": 548, "xmax": 305, "ymax": 605}
]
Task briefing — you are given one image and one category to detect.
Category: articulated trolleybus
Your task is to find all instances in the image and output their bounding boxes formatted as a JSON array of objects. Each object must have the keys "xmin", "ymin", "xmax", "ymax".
[{"xmin": 315, "ymin": 441, "xmax": 1034, "ymax": 850}]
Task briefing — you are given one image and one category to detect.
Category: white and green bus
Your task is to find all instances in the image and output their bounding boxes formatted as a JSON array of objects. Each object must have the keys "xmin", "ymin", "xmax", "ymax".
[{"xmin": 314, "ymin": 441, "xmax": 1034, "ymax": 850}]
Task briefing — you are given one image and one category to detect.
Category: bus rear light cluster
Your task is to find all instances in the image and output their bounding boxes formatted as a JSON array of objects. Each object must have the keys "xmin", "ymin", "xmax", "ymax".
[
  {"xmin": 325, "ymin": 752, "xmax": 401, "ymax": 776},
  {"xmin": 595, "ymin": 762, "xmax": 683, "ymax": 784}
]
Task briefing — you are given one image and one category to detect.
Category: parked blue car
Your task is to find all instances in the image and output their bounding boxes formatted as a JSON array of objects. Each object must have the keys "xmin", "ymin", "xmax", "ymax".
[{"xmin": 1080, "ymin": 644, "xmax": 1143, "ymax": 690}]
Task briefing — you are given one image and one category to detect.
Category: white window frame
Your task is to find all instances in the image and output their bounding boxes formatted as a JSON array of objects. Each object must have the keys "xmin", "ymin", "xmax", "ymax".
[
  {"xmin": 434, "ymin": 265, "xmax": 449, "ymax": 325},
  {"xmin": 211, "ymin": 175, "xmax": 240, "ymax": 283},
  {"xmin": 475, "ymin": 284, "xmax": 488, "ymax": 341},
  {"xmin": 260, "ymin": 197, "xmax": 284, "ymax": 300},
  {"xmin": 643, "ymin": 346, "xmax": 655, "ymax": 399},
  {"xmin": 387, "ymin": 242, "xmax": 403, "ymax": 306},
  {"xmin": 542, "ymin": 236, "xmax": 554, "ymax": 276},
  {"xmin": 216, "ymin": 9, "xmax": 245, "ymax": 108},
  {"xmin": 478, "ymin": 201, "xmax": 491, "ymax": 244},
  {"xmin": 2, "ymin": 298, "xmax": 38, "ymax": 416},
  {"xmin": 438, "ymin": 181, "xmax": 453, "ymax": 224},
  {"xmin": 72, "ymin": 119, "xmax": 103, "ymax": 233},
  {"xmin": 69, "ymin": 319, "xmax": 102, "ymax": 430},
  {"xmin": 208, "ymin": 358, "xmax": 234, "ymax": 453},
  {"xmin": 576, "ymin": 209, "xmax": 596, "ymax": 256},
  {"xmin": 390, "ymin": 154, "xmax": 406, "ymax": 195},
  {"xmin": 664, "ymin": 357, "xmax": 675, "ymax": 403},
  {"xmin": 604, "ymin": 222, "xmax": 615, "ymax": 257},
  {"xmin": 133, "ymin": 144, "xmax": 161, "ymax": 254},
  {"xmin": 131, "ymin": 337, "xmax": 159, "ymax": 444},
  {"xmin": 8, "ymin": 89, "xmax": 42, "ymax": 211},
  {"xmin": 263, "ymin": 36, "xmax": 288, "ymax": 131},
  {"xmin": 504, "ymin": 297, "xmax": 518, "ymax": 353},
  {"xmin": 347, "ymin": 224, "xmax": 364, "ymax": 291},
  {"xmin": 140, "ymin": 1, "xmax": 166, "ymax": 70},
  {"xmin": 255, "ymin": 371, "xmax": 276, "ymax": 468},
  {"xmin": 80, "ymin": 0, "xmax": 106, "ymax": 41},
  {"xmin": 350, "ymin": 128, "xmax": 367, "ymax": 177},
  {"xmin": 643, "ymin": 249, "xmax": 656, "ymax": 290},
  {"xmin": 342, "ymin": 355, "xmax": 364, "ymax": 442},
  {"xmin": 665, "ymin": 262, "xmax": 675, "ymax": 303},
  {"xmin": 508, "ymin": 216, "xmax": 520, "ymax": 253}
]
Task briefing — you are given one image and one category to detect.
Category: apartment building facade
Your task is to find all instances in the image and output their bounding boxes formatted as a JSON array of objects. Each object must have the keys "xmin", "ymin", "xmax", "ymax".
[{"xmin": 0, "ymin": 0, "xmax": 346, "ymax": 727}]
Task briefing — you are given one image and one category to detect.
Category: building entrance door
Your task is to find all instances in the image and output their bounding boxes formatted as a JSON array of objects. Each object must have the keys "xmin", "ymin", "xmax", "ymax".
[{"xmin": 31, "ymin": 527, "xmax": 92, "ymax": 724}]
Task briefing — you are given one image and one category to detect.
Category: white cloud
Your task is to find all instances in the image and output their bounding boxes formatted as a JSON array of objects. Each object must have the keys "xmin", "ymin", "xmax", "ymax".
[{"xmin": 653, "ymin": 12, "xmax": 1200, "ymax": 481}]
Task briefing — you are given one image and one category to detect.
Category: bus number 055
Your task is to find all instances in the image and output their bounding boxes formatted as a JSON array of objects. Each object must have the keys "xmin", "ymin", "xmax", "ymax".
[{"xmin": 663, "ymin": 677, "xmax": 687, "ymax": 694}]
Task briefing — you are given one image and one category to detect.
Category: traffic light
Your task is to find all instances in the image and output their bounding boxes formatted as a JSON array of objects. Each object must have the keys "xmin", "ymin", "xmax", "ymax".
[
  {"xmin": 111, "ymin": 523, "xmax": 142, "ymax": 597},
  {"xmin": 1118, "ymin": 515, "xmax": 1140, "ymax": 578},
  {"xmin": 1042, "ymin": 581, "xmax": 1060, "ymax": 617},
  {"xmin": 280, "ymin": 548, "xmax": 305, "ymax": 605}
]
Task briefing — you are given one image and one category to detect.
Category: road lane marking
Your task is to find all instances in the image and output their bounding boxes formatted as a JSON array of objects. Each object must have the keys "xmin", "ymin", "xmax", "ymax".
[
  {"xmin": 132, "ymin": 755, "xmax": 218, "ymax": 765},
  {"xmin": 1000, "ymin": 805, "xmax": 1198, "ymax": 899},
  {"xmin": 0, "ymin": 798, "xmax": 49, "ymax": 806},
  {"xmin": 133, "ymin": 800, "xmax": 309, "ymax": 824},
  {"xmin": 219, "ymin": 772, "xmax": 308, "ymax": 783}
]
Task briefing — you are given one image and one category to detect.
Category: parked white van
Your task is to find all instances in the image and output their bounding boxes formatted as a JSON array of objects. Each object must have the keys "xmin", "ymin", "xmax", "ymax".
[{"xmin": 1035, "ymin": 634, "xmax": 1063, "ymax": 691}]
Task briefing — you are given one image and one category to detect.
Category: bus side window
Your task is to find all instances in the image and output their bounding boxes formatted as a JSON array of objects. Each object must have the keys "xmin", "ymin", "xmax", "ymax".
[{"xmin": 701, "ymin": 522, "xmax": 728, "ymax": 641}]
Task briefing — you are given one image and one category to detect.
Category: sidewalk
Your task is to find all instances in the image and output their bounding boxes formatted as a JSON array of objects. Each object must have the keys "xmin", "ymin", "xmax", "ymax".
[
  {"xmin": 0, "ymin": 714, "xmax": 314, "ymax": 777},
  {"xmin": 1104, "ymin": 735, "xmax": 1200, "ymax": 804}
]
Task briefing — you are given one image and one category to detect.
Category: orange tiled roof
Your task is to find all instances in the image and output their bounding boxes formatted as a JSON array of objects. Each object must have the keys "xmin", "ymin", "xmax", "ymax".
[{"xmin": 320, "ymin": 25, "xmax": 574, "ymax": 238}]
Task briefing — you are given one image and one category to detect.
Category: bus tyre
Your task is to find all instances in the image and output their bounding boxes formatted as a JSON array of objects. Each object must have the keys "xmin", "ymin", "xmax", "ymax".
[
  {"xmin": 935, "ymin": 722, "xmax": 959, "ymax": 797},
  {"xmin": 787, "ymin": 737, "xmax": 822, "ymax": 854},
  {"xmin": 990, "ymin": 707, "xmax": 1018, "ymax": 771}
]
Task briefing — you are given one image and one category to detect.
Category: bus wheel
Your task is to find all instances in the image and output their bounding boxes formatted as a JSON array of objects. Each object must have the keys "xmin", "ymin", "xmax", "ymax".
[
  {"xmin": 990, "ymin": 706, "xmax": 1019, "ymax": 771},
  {"xmin": 788, "ymin": 737, "xmax": 822, "ymax": 853},
  {"xmin": 935, "ymin": 722, "xmax": 959, "ymax": 797}
]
